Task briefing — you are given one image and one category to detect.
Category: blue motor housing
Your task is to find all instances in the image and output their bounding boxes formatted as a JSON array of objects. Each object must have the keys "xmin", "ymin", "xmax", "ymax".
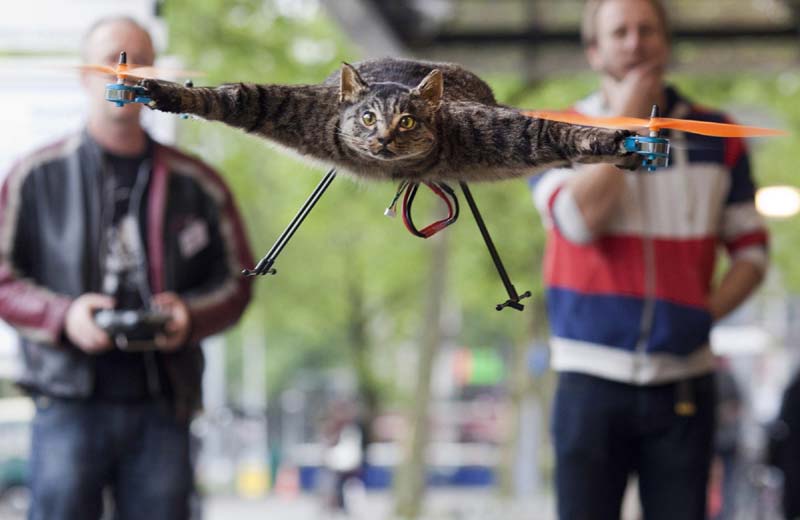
[
  {"xmin": 623, "ymin": 135, "xmax": 670, "ymax": 172},
  {"xmin": 105, "ymin": 83, "xmax": 152, "ymax": 107}
]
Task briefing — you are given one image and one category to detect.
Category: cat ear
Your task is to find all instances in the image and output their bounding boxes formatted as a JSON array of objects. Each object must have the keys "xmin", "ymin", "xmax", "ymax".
[
  {"xmin": 340, "ymin": 62, "xmax": 368, "ymax": 103},
  {"xmin": 412, "ymin": 69, "xmax": 443, "ymax": 111}
]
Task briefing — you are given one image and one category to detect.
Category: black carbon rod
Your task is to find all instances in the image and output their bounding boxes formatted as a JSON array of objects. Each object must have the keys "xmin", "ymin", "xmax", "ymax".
[
  {"xmin": 459, "ymin": 182, "xmax": 531, "ymax": 311},
  {"xmin": 243, "ymin": 168, "xmax": 337, "ymax": 277}
]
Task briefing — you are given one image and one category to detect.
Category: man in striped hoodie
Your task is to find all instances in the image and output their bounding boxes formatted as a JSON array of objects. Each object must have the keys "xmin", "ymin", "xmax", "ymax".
[{"xmin": 531, "ymin": 1, "xmax": 768, "ymax": 519}]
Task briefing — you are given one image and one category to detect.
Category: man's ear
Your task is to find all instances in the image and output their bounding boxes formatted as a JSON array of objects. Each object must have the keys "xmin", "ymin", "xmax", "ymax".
[
  {"xmin": 340, "ymin": 62, "xmax": 368, "ymax": 103},
  {"xmin": 411, "ymin": 69, "xmax": 443, "ymax": 111}
]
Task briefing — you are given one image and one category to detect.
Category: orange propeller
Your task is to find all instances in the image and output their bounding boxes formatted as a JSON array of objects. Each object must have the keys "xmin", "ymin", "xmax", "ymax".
[
  {"xmin": 523, "ymin": 110, "xmax": 787, "ymax": 138},
  {"xmin": 72, "ymin": 63, "xmax": 204, "ymax": 80}
]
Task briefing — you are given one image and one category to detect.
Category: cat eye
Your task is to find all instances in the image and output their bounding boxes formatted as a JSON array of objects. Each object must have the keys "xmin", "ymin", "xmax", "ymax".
[
  {"xmin": 361, "ymin": 111, "xmax": 377, "ymax": 126},
  {"xmin": 398, "ymin": 115, "xmax": 416, "ymax": 130}
]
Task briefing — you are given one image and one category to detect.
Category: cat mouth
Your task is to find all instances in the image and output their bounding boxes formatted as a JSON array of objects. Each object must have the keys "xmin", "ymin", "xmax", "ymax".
[
  {"xmin": 366, "ymin": 148, "xmax": 428, "ymax": 162},
  {"xmin": 371, "ymin": 148, "xmax": 399, "ymax": 160}
]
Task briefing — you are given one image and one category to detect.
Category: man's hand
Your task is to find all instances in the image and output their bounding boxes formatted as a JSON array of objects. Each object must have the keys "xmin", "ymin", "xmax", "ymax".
[
  {"xmin": 64, "ymin": 293, "xmax": 115, "ymax": 354},
  {"xmin": 152, "ymin": 292, "xmax": 191, "ymax": 352},
  {"xmin": 606, "ymin": 60, "xmax": 665, "ymax": 118}
]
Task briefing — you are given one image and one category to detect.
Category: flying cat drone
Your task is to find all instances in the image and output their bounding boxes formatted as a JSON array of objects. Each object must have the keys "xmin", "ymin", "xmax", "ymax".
[
  {"xmin": 90, "ymin": 55, "xmax": 785, "ymax": 311},
  {"xmin": 214, "ymin": 103, "xmax": 783, "ymax": 313},
  {"xmin": 236, "ymin": 104, "xmax": 782, "ymax": 311}
]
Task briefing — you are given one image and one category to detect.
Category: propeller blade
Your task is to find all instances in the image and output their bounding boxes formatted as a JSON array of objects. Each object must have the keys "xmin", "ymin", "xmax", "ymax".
[
  {"xmin": 523, "ymin": 110, "xmax": 650, "ymax": 129},
  {"xmin": 60, "ymin": 63, "xmax": 204, "ymax": 81},
  {"xmin": 122, "ymin": 65, "xmax": 205, "ymax": 80},
  {"xmin": 62, "ymin": 63, "xmax": 137, "ymax": 77},
  {"xmin": 524, "ymin": 110, "xmax": 787, "ymax": 138},
  {"xmin": 650, "ymin": 118, "xmax": 787, "ymax": 137},
  {"xmin": 71, "ymin": 64, "xmax": 118, "ymax": 76}
]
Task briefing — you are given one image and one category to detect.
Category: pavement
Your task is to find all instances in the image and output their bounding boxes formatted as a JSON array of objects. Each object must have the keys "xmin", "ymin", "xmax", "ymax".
[
  {"xmin": 204, "ymin": 489, "xmax": 556, "ymax": 520},
  {"xmin": 3, "ymin": 486, "xmax": 556, "ymax": 519}
]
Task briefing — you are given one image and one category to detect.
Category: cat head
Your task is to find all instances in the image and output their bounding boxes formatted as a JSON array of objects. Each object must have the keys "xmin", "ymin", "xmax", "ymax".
[{"xmin": 337, "ymin": 62, "xmax": 442, "ymax": 163}]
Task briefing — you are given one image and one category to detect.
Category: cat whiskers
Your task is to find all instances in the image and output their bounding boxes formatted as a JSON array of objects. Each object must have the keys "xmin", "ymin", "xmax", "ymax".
[
  {"xmin": 335, "ymin": 130, "xmax": 369, "ymax": 150},
  {"xmin": 335, "ymin": 131, "xmax": 429, "ymax": 162},
  {"xmin": 381, "ymin": 147, "xmax": 430, "ymax": 161}
]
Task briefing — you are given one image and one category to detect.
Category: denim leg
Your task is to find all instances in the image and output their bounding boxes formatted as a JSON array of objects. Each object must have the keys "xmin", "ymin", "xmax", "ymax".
[
  {"xmin": 552, "ymin": 373, "xmax": 634, "ymax": 520},
  {"xmin": 27, "ymin": 398, "xmax": 111, "ymax": 520},
  {"xmin": 112, "ymin": 402, "xmax": 192, "ymax": 520},
  {"xmin": 637, "ymin": 374, "xmax": 717, "ymax": 520}
]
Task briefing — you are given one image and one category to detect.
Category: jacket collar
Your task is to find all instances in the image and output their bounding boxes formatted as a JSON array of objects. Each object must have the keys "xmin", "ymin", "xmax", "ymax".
[{"xmin": 79, "ymin": 127, "xmax": 155, "ymax": 164}]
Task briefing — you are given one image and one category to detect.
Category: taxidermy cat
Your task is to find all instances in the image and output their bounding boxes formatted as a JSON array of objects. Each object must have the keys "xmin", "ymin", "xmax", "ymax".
[{"xmin": 139, "ymin": 58, "xmax": 639, "ymax": 182}]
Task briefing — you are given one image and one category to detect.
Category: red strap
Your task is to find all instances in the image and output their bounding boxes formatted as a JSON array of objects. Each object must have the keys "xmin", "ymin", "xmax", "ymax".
[{"xmin": 401, "ymin": 181, "xmax": 458, "ymax": 238}]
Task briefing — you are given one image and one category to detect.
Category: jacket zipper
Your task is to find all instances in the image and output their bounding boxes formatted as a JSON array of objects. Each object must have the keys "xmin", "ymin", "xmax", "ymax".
[
  {"xmin": 633, "ymin": 124, "xmax": 687, "ymax": 383},
  {"xmin": 132, "ymin": 159, "xmax": 164, "ymax": 399},
  {"xmin": 634, "ymin": 173, "xmax": 656, "ymax": 381}
]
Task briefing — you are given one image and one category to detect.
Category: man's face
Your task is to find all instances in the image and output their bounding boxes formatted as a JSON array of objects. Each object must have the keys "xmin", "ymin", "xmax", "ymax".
[
  {"xmin": 81, "ymin": 21, "xmax": 155, "ymax": 125},
  {"xmin": 586, "ymin": 0, "xmax": 669, "ymax": 81}
]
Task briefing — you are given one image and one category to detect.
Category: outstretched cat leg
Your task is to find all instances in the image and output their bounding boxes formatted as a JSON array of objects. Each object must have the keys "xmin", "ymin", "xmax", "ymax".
[
  {"xmin": 550, "ymin": 122, "xmax": 641, "ymax": 170},
  {"xmin": 139, "ymin": 78, "xmax": 343, "ymax": 162},
  {"xmin": 429, "ymin": 105, "xmax": 641, "ymax": 181},
  {"xmin": 139, "ymin": 79, "xmax": 641, "ymax": 183}
]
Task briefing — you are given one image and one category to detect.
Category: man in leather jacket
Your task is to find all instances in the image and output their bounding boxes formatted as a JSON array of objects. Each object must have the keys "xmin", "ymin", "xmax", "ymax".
[{"xmin": 0, "ymin": 17, "xmax": 253, "ymax": 520}]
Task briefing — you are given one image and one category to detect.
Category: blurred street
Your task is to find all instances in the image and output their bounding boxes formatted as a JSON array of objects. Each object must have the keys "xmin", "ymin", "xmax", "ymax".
[
  {"xmin": 204, "ymin": 489, "xmax": 555, "ymax": 520},
  {"xmin": 0, "ymin": 488, "xmax": 555, "ymax": 520}
]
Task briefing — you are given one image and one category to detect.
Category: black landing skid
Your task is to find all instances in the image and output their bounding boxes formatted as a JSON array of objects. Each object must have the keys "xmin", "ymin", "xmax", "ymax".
[{"xmin": 241, "ymin": 168, "xmax": 530, "ymax": 312}]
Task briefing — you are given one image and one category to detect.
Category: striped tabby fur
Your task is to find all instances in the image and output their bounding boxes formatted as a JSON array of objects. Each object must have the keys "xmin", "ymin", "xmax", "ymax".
[{"xmin": 140, "ymin": 58, "xmax": 638, "ymax": 181}]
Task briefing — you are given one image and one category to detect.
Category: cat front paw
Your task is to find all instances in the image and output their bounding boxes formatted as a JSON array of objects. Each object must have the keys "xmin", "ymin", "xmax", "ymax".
[
  {"xmin": 615, "ymin": 154, "xmax": 642, "ymax": 171},
  {"xmin": 138, "ymin": 79, "xmax": 185, "ymax": 113},
  {"xmin": 614, "ymin": 130, "xmax": 641, "ymax": 171},
  {"xmin": 613, "ymin": 129, "xmax": 635, "ymax": 147}
]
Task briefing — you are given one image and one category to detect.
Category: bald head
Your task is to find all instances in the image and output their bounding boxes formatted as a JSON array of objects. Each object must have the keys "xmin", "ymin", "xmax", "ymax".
[
  {"xmin": 81, "ymin": 17, "xmax": 155, "ymax": 68},
  {"xmin": 80, "ymin": 17, "xmax": 156, "ymax": 140}
]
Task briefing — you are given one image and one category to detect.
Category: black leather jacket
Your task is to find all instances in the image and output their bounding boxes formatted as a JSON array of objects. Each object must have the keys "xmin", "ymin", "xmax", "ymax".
[{"xmin": 0, "ymin": 130, "xmax": 253, "ymax": 420}]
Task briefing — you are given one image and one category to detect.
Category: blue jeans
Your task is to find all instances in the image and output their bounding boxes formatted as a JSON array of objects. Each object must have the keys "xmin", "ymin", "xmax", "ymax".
[
  {"xmin": 28, "ymin": 397, "xmax": 193, "ymax": 520},
  {"xmin": 552, "ymin": 371, "xmax": 716, "ymax": 520}
]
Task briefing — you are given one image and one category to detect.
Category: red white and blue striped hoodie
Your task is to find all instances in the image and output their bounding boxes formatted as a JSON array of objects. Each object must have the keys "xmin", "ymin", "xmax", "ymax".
[{"xmin": 530, "ymin": 86, "xmax": 769, "ymax": 385}]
